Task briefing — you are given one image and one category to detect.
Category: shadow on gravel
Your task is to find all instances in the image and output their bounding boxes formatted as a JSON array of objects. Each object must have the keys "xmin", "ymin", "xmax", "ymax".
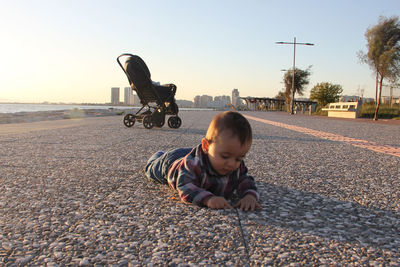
[
  {"xmin": 144, "ymin": 127, "xmax": 206, "ymax": 136},
  {"xmin": 253, "ymin": 133, "xmax": 336, "ymax": 143},
  {"xmin": 155, "ymin": 130, "xmax": 337, "ymax": 143},
  {"xmin": 249, "ymin": 182, "xmax": 400, "ymax": 251}
]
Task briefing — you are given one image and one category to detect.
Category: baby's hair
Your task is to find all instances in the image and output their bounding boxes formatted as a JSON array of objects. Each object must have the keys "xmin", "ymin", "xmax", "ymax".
[{"xmin": 205, "ymin": 111, "xmax": 252, "ymax": 145}]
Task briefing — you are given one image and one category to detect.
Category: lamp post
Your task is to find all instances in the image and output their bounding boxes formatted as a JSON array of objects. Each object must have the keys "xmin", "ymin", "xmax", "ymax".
[{"xmin": 276, "ymin": 37, "xmax": 314, "ymax": 114}]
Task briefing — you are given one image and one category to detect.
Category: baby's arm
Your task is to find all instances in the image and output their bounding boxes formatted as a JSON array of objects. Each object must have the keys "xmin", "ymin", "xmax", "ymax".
[
  {"xmin": 171, "ymin": 159, "xmax": 214, "ymax": 206},
  {"xmin": 236, "ymin": 162, "xmax": 261, "ymax": 211}
]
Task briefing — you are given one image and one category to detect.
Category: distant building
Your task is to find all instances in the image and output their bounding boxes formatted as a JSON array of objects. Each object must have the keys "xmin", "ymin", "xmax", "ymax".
[
  {"xmin": 232, "ymin": 89, "xmax": 240, "ymax": 107},
  {"xmin": 200, "ymin": 95, "xmax": 213, "ymax": 108},
  {"xmin": 296, "ymin": 97, "xmax": 310, "ymax": 101},
  {"xmin": 111, "ymin": 87, "xmax": 120, "ymax": 105},
  {"xmin": 381, "ymin": 96, "xmax": 396, "ymax": 104},
  {"xmin": 212, "ymin": 95, "xmax": 231, "ymax": 109},
  {"xmin": 214, "ymin": 95, "xmax": 231, "ymax": 104},
  {"xmin": 133, "ymin": 93, "xmax": 140, "ymax": 106},
  {"xmin": 194, "ymin": 95, "xmax": 201, "ymax": 108},
  {"xmin": 176, "ymin": 99, "xmax": 194, "ymax": 108},
  {"xmin": 124, "ymin": 87, "xmax": 133, "ymax": 105},
  {"xmin": 341, "ymin": 95, "xmax": 359, "ymax": 102},
  {"xmin": 193, "ymin": 94, "xmax": 231, "ymax": 108}
]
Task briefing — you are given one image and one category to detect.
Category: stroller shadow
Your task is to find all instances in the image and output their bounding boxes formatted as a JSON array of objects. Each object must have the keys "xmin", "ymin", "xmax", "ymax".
[{"xmin": 249, "ymin": 182, "xmax": 400, "ymax": 250}]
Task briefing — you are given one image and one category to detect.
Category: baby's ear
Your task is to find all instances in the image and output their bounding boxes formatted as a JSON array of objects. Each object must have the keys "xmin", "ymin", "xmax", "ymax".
[{"xmin": 201, "ymin": 138, "xmax": 209, "ymax": 153}]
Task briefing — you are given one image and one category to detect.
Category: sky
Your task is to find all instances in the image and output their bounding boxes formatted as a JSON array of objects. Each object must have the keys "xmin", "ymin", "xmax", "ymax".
[{"xmin": 0, "ymin": 0, "xmax": 399, "ymax": 103}]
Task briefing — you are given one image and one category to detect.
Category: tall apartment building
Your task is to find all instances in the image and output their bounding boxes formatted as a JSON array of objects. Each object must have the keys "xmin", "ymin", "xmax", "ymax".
[
  {"xmin": 133, "ymin": 93, "xmax": 140, "ymax": 106},
  {"xmin": 200, "ymin": 95, "xmax": 213, "ymax": 108},
  {"xmin": 212, "ymin": 95, "xmax": 231, "ymax": 108},
  {"xmin": 214, "ymin": 95, "xmax": 231, "ymax": 104},
  {"xmin": 232, "ymin": 89, "xmax": 240, "ymax": 107},
  {"xmin": 194, "ymin": 94, "xmax": 232, "ymax": 108},
  {"xmin": 124, "ymin": 87, "xmax": 133, "ymax": 105},
  {"xmin": 111, "ymin": 87, "xmax": 120, "ymax": 105},
  {"xmin": 194, "ymin": 95, "xmax": 201, "ymax": 108}
]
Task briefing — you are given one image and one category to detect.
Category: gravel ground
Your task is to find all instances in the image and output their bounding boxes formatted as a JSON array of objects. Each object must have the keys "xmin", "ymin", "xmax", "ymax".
[
  {"xmin": 0, "ymin": 109, "xmax": 126, "ymax": 124},
  {"xmin": 0, "ymin": 110, "xmax": 399, "ymax": 266}
]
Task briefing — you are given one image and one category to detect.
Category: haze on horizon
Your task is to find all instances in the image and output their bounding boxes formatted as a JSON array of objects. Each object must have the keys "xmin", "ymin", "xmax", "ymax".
[{"xmin": 0, "ymin": 0, "xmax": 399, "ymax": 104}]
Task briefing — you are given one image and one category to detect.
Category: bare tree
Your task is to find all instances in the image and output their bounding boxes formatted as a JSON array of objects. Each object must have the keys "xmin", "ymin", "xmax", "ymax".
[{"xmin": 359, "ymin": 16, "xmax": 400, "ymax": 120}]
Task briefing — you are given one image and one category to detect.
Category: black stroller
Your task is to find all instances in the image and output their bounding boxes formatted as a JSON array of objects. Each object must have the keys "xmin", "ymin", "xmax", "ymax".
[{"xmin": 117, "ymin": 54, "xmax": 182, "ymax": 129}]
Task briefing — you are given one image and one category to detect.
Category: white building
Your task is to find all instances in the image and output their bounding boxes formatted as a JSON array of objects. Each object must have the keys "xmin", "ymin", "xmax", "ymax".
[
  {"xmin": 232, "ymin": 89, "xmax": 240, "ymax": 107},
  {"xmin": 124, "ymin": 87, "xmax": 133, "ymax": 105},
  {"xmin": 176, "ymin": 99, "xmax": 194, "ymax": 108},
  {"xmin": 213, "ymin": 95, "xmax": 231, "ymax": 108},
  {"xmin": 132, "ymin": 93, "xmax": 140, "ymax": 106},
  {"xmin": 194, "ymin": 95, "xmax": 201, "ymax": 108},
  {"xmin": 200, "ymin": 95, "xmax": 213, "ymax": 108},
  {"xmin": 111, "ymin": 87, "xmax": 120, "ymax": 105}
]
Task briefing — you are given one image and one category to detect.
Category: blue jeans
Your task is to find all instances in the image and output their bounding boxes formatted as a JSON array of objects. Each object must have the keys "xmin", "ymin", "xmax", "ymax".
[{"xmin": 144, "ymin": 148, "xmax": 192, "ymax": 184}]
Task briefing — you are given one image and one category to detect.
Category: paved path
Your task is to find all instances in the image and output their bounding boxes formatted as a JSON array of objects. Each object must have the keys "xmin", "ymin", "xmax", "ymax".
[
  {"xmin": 245, "ymin": 115, "xmax": 400, "ymax": 158},
  {"xmin": 1, "ymin": 111, "xmax": 399, "ymax": 266}
]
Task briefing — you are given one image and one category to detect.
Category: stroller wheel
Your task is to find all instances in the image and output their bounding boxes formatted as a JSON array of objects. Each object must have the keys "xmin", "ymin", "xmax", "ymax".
[
  {"xmin": 168, "ymin": 116, "xmax": 182, "ymax": 129},
  {"xmin": 152, "ymin": 109, "xmax": 165, "ymax": 127},
  {"xmin": 155, "ymin": 120, "xmax": 165, "ymax": 128},
  {"xmin": 143, "ymin": 115, "xmax": 154, "ymax": 129},
  {"xmin": 167, "ymin": 102, "xmax": 179, "ymax": 115},
  {"xmin": 123, "ymin": 114, "xmax": 135, "ymax": 127}
]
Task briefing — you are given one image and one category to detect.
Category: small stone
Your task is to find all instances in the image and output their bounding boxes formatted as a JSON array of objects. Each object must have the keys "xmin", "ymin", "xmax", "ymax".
[
  {"xmin": 79, "ymin": 257, "xmax": 90, "ymax": 266},
  {"xmin": 142, "ymin": 240, "xmax": 152, "ymax": 246},
  {"xmin": 2, "ymin": 242, "xmax": 13, "ymax": 251},
  {"xmin": 54, "ymin": 251, "xmax": 63, "ymax": 259}
]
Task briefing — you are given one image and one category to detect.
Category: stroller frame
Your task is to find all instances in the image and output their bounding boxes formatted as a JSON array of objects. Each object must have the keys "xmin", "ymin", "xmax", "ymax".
[{"xmin": 117, "ymin": 53, "xmax": 182, "ymax": 129}]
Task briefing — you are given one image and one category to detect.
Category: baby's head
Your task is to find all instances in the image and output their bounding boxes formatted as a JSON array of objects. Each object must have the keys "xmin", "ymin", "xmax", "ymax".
[{"xmin": 202, "ymin": 111, "xmax": 252, "ymax": 176}]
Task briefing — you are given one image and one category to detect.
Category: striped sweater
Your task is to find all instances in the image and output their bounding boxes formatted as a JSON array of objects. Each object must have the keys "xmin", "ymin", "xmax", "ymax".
[{"xmin": 166, "ymin": 144, "xmax": 259, "ymax": 206}]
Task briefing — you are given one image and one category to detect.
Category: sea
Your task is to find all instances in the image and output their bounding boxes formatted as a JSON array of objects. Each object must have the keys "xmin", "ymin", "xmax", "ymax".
[
  {"xmin": 0, "ymin": 103, "xmax": 213, "ymax": 114},
  {"xmin": 0, "ymin": 103, "xmax": 132, "ymax": 114}
]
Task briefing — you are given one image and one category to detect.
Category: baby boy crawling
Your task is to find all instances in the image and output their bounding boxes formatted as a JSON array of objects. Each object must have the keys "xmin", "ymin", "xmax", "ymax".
[{"xmin": 144, "ymin": 111, "xmax": 261, "ymax": 211}]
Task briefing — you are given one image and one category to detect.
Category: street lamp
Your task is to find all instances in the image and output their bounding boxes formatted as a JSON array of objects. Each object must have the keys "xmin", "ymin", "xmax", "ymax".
[{"xmin": 276, "ymin": 37, "xmax": 314, "ymax": 114}]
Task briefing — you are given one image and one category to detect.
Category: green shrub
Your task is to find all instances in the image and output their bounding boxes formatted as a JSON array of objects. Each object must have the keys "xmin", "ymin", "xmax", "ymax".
[
  {"xmin": 313, "ymin": 106, "xmax": 328, "ymax": 116},
  {"xmin": 69, "ymin": 108, "xmax": 85, "ymax": 119},
  {"xmin": 359, "ymin": 103, "xmax": 400, "ymax": 119}
]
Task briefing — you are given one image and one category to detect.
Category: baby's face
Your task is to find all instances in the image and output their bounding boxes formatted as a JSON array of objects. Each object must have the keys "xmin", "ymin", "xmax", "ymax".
[{"xmin": 205, "ymin": 131, "xmax": 251, "ymax": 176}]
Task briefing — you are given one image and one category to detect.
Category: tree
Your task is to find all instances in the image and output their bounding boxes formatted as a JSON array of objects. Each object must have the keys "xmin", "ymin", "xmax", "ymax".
[
  {"xmin": 283, "ymin": 67, "xmax": 311, "ymax": 112},
  {"xmin": 310, "ymin": 82, "xmax": 343, "ymax": 107},
  {"xmin": 275, "ymin": 91, "xmax": 287, "ymax": 100},
  {"xmin": 359, "ymin": 16, "xmax": 400, "ymax": 120},
  {"xmin": 275, "ymin": 90, "xmax": 288, "ymax": 111}
]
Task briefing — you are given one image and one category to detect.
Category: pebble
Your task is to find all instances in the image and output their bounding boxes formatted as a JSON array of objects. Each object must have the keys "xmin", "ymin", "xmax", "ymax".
[{"xmin": 79, "ymin": 257, "xmax": 90, "ymax": 266}]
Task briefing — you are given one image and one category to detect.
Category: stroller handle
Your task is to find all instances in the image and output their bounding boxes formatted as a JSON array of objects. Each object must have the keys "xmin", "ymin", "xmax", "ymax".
[{"xmin": 117, "ymin": 53, "xmax": 134, "ymax": 78}]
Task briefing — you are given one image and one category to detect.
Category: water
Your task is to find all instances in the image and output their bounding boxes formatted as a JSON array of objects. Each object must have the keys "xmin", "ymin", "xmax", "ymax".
[
  {"xmin": 0, "ymin": 103, "xmax": 132, "ymax": 114},
  {"xmin": 0, "ymin": 103, "xmax": 214, "ymax": 114}
]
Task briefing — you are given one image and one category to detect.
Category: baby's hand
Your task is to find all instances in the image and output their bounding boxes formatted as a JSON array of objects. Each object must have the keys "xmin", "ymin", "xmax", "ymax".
[
  {"xmin": 205, "ymin": 196, "xmax": 233, "ymax": 210},
  {"xmin": 234, "ymin": 194, "xmax": 261, "ymax": 211}
]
